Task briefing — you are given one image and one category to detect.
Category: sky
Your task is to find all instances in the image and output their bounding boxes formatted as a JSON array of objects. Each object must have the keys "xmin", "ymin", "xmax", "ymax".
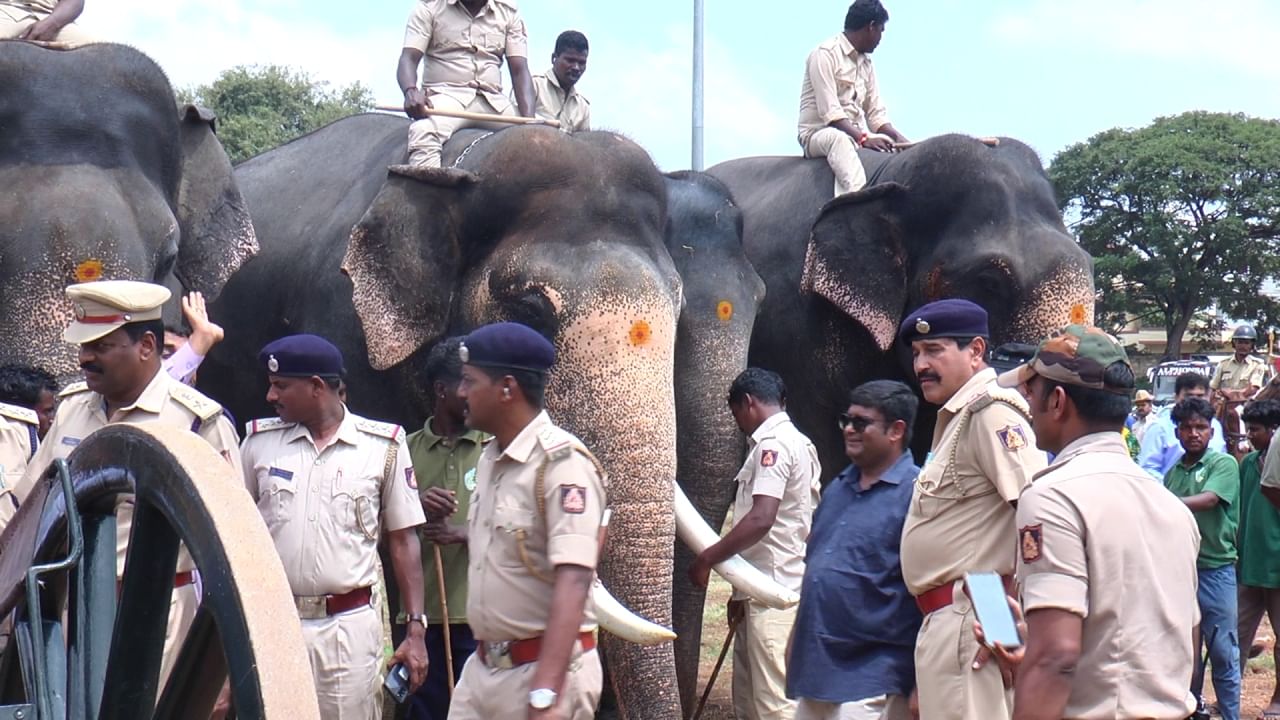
[{"xmin": 82, "ymin": 0, "xmax": 1280, "ymax": 172}]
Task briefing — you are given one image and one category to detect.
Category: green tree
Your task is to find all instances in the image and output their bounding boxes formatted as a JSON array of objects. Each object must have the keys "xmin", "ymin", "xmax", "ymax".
[
  {"xmin": 1050, "ymin": 111, "xmax": 1280, "ymax": 357},
  {"xmin": 183, "ymin": 65, "xmax": 373, "ymax": 164}
]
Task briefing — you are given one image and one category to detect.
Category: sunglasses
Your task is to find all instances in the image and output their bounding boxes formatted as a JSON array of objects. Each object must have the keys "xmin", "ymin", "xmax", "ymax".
[{"xmin": 837, "ymin": 414, "xmax": 879, "ymax": 432}]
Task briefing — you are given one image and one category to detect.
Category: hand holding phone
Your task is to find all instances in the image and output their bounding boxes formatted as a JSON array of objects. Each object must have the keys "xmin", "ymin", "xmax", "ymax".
[
  {"xmin": 384, "ymin": 662, "xmax": 411, "ymax": 704},
  {"xmin": 964, "ymin": 572, "xmax": 1023, "ymax": 649}
]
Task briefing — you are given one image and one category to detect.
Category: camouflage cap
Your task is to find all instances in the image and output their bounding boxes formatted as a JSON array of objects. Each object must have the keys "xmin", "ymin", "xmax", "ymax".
[{"xmin": 996, "ymin": 324, "xmax": 1132, "ymax": 394}]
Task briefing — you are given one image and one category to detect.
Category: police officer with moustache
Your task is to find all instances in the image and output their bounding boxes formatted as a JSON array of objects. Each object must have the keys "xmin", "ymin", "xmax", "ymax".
[
  {"xmin": 239, "ymin": 334, "xmax": 429, "ymax": 719},
  {"xmin": 897, "ymin": 299, "xmax": 1046, "ymax": 720},
  {"xmin": 451, "ymin": 322, "xmax": 606, "ymax": 720}
]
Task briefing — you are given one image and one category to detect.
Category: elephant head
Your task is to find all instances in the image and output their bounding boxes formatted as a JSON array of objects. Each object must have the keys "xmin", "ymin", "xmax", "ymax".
[{"xmin": 0, "ymin": 43, "xmax": 257, "ymax": 380}]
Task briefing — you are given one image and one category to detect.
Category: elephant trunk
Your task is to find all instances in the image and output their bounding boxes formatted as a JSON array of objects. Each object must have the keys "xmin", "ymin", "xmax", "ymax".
[{"xmin": 0, "ymin": 270, "xmax": 83, "ymax": 381}]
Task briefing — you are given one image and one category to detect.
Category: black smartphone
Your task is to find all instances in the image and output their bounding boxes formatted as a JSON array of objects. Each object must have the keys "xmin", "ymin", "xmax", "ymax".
[{"xmin": 384, "ymin": 663, "xmax": 410, "ymax": 704}]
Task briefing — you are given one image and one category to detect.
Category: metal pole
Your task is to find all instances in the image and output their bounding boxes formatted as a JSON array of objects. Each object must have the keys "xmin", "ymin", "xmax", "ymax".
[{"xmin": 692, "ymin": 0, "xmax": 705, "ymax": 170}]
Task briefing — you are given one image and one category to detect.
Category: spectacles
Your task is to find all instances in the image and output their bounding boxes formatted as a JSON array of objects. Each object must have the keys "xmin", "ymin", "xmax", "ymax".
[{"xmin": 838, "ymin": 414, "xmax": 879, "ymax": 432}]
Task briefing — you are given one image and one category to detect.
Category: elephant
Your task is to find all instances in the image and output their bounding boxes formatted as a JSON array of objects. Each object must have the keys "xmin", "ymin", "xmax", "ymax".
[
  {"xmin": 200, "ymin": 115, "xmax": 782, "ymax": 719},
  {"xmin": 0, "ymin": 41, "xmax": 257, "ymax": 379}
]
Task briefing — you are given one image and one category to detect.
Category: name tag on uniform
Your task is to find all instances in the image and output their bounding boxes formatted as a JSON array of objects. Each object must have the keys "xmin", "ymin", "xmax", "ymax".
[
  {"xmin": 61, "ymin": 436, "xmax": 81, "ymax": 447},
  {"xmin": 268, "ymin": 467, "xmax": 294, "ymax": 481}
]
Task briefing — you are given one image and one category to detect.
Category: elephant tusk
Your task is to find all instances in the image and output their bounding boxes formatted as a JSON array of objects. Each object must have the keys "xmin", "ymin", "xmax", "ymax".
[
  {"xmin": 674, "ymin": 484, "xmax": 800, "ymax": 609},
  {"xmin": 592, "ymin": 579, "xmax": 677, "ymax": 645}
]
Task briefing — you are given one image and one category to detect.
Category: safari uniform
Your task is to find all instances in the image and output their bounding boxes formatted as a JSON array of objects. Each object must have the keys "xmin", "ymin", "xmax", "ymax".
[
  {"xmin": 17, "ymin": 369, "xmax": 240, "ymax": 686},
  {"xmin": 0, "ymin": 403, "xmax": 39, "ymax": 529},
  {"xmin": 731, "ymin": 412, "xmax": 821, "ymax": 720},
  {"xmin": 450, "ymin": 411, "xmax": 607, "ymax": 720},
  {"xmin": 530, "ymin": 69, "xmax": 590, "ymax": 132},
  {"xmin": 404, "ymin": 0, "xmax": 528, "ymax": 168},
  {"xmin": 899, "ymin": 368, "xmax": 1045, "ymax": 720},
  {"xmin": 797, "ymin": 33, "xmax": 889, "ymax": 196},
  {"xmin": 1211, "ymin": 355, "xmax": 1267, "ymax": 393},
  {"xmin": 0, "ymin": 0, "xmax": 95, "ymax": 45},
  {"xmin": 241, "ymin": 409, "xmax": 425, "ymax": 720},
  {"xmin": 1016, "ymin": 432, "xmax": 1200, "ymax": 718}
]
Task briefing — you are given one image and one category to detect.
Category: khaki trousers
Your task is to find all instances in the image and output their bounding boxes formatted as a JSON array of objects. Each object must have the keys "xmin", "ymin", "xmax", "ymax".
[
  {"xmin": 795, "ymin": 695, "xmax": 910, "ymax": 720},
  {"xmin": 407, "ymin": 94, "xmax": 514, "ymax": 169},
  {"xmin": 448, "ymin": 647, "xmax": 602, "ymax": 720},
  {"xmin": 732, "ymin": 601, "xmax": 798, "ymax": 720},
  {"xmin": 914, "ymin": 583, "xmax": 1011, "ymax": 720},
  {"xmin": 0, "ymin": 5, "xmax": 95, "ymax": 44},
  {"xmin": 160, "ymin": 583, "xmax": 199, "ymax": 690},
  {"xmin": 301, "ymin": 603, "xmax": 384, "ymax": 720},
  {"xmin": 801, "ymin": 127, "xmax": 868, "ymax": 197}
]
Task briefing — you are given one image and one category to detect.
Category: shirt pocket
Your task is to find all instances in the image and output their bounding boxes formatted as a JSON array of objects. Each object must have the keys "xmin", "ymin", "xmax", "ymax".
[
  {"xmin": 491, "ymin": 503, "xmax": 538, "ymax": 569},
  {"xmin": 333, "ymin": 473, "xmax": 380, "ymax": 542},
  {"xmin": 258, "ymin": 471, "xmax": 296, "ymax": 528}
]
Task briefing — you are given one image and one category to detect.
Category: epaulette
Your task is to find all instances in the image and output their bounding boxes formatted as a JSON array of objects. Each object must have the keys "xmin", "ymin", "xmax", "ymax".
[
  {"xmin": 58, "ymin": 381, "xmax": 89, "ymax": 398},
  {"xmin": 0, "ymin": 402, "xmax": 37, "ymax": 426},
  {"xmin": 536, "ymin": 424, "xmax": 576, "ymax": 461},
  {"xmin": 168, "ymin": 383, "xmax": 223, "ymax": 422},
  {"xmin": 969, "ymin": 387, "xmax": 1033, "ymax": 421},
  {"xmin": 355, "ymin": 418, "xmax": 404, "ymax": 443},
  {"xmin": 245, "ymin": 417, "xmax": 290, "ymax": 436}
]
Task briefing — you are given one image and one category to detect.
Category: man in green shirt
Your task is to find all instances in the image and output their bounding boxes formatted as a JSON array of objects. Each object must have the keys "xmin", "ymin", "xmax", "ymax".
[
  {"xmin": 1238, "ymin": 399, "xmax": 1280, "ymax": 718},
  {"xmin": 1164, "ymin": 396, "xmax": 1241, "ymax": 720},
  {"xmin": 405, "ymin": 337, "xmax": 489, "ymax": 720}
]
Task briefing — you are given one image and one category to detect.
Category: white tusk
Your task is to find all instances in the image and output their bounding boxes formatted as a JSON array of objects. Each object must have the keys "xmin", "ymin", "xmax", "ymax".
[
  {"xmin": 592, "ymin": 579, "xmax": 677, "ymax": 645},
  {"xmin": 674, "ymin": 483, "xmax": 800, "ymax": 609}
]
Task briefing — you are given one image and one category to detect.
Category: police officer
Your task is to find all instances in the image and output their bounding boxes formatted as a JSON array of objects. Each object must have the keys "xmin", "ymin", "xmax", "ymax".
[
  {"xmin": 897, "ymin": 299, "xmax": 1045, "ymax": 720},
  {"xmin": 398, "ymin": 0, "xmax": 536, "ymax": 169},
  {"xmin": 239, "ymin": 334, "xmax": 429, "ymax": 719},
  {"xmin": 15, "ymin": 279, "xmax": 241, "ymax": 686},
  {"xmin": 530, "ymin": 30, "xmax": 591, "ymax": 132},
  {"xmin": 988, "ymin": 325, "xmax": 1201, "ymax": 718},
  {"xmin": 0, "ymin": 400, "xmax": 39, "ymax": 524},
  {"xmin": 451, "ymin": 322, "xmax": 606, "ymax": 720}
]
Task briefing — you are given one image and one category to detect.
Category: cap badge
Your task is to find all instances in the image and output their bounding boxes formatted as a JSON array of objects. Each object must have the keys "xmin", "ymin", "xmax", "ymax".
[
  {"xmin": 267, "ymin": 355, "xmax": 279, "ymax": 373},
  {"xmin": 73, "ymin": 303, "xmax": 86, "ymax": 320},
  {"xmin": 915, "ymin": 318, "xmax": 931, "ymax": 335},
  {"xmin": 458, "ymin": 343, "xmax": 470, "ymax": 363}
]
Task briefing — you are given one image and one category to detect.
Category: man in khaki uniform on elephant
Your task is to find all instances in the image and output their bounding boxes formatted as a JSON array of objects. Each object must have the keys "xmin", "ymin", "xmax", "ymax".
[
  {"xmin": 897, "ymin": 299, "xmax": 1046, "ymax": 720},
  {"xmin": 529, "ymin": 30, "xmax": 591, "ymax": 133},
  {"xmin": 0, "ymin": 0, "xmax": 93, "ymax": 44},
  {"xmin": 398, "ymin": 0, "xmax": 536, "ymax": 168}
]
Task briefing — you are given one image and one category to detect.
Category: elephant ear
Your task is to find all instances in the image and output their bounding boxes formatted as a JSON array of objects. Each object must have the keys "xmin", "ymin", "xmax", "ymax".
[
  {"xmin": 800, "ymin": 182, "xmax": 909, "ymax": 352},
  {"xmin": 174, "ymin": 104, "xmax": 258, "ymax": 297},
  {"xmin": 342, "ymin": 165, "xmax": 479, "ymax": 370}
]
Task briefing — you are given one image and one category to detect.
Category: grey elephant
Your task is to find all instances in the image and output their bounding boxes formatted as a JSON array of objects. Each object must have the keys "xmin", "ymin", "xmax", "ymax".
[
  {"xmin": 201, "ymin": 115, "xmax": 783, "ymax": 719},
  {"xmin": 0, "ymin": 41, "xmax": 256, "ymax": 378}
]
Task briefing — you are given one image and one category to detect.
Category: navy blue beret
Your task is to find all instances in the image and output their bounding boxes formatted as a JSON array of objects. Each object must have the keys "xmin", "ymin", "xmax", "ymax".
[
  {"xmin": 259, "ymin": 334, "xmax": 346, "ymax": 378},
  {"xmin": 898, "ymin": 299, "xmax": 990, "ymax": 344},
  {"xmin": 459, "ymin": 322, "xmax": 556, "ymax": 373}
]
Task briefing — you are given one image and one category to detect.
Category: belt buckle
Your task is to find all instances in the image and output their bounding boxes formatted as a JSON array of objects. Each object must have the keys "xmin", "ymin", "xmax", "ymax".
[
  {"xmin": 294, "ymin": 596, "xmax": 326, "ymax": 620},
  {"xmin": 484, "ymin": 640, "xmax": 514, "ymax": 670}
]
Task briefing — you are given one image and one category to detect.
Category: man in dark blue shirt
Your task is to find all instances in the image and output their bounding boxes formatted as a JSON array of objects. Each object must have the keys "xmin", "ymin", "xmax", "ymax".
[{"xmin": 788, "ymin": 380, "xmax": 922, "ymax": 720}]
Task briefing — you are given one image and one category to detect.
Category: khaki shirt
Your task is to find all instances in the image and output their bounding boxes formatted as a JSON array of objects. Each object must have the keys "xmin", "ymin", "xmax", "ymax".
[
  {"xmin": 1016, "ymin": 432, "xmax": 1199, "ymax": 719},
  {"xmin": 465, "ymin": 411, "xmax": 607, "ymax": 641},
  {"xmin": 531, "ymin": 69, "xmax": 590, "ymax": 132},
  {"xmin": 0, "ymin": 403, "xmax": 38, "ymax": 527},
  {"xmin": 406, "ymin": 418, "xmax": 489, "ymax": 624},
  {"xmin": 403, "ymin": 0, "xmax": 528, "ymax": 112},
  {"xmin": 17, "ymin": 369, "xmax": 242, "ymax": 574},
  {"xmin": 1, "ymin": 1, "xmax": 57, "ymax": 15},
  {"xmin": 1210, "ymin": 355, "xmax": 1268, "ymax": 392},
  {"xmin": 241, "ymin": 409, "xmax": 426, "ymax": 597},
  {"xmin": 797, "ymin": 32, "xmax": 890, "ymax": 145},
  {"xmin": 731, "ymin": 412, "xmax": 821, "ymax": 601},
  {"xmin": 900, "ymin": 368, "xmax": 1046, "ymax": 595}
]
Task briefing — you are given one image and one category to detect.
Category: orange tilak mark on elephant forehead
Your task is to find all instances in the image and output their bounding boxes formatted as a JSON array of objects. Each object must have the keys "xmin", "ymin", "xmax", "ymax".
[
  {"xmin": 73, "ymin": 259, "xmax": 104, "ymax": 283},
  {"xmin": 1069, "ymin": 303, "xmax": 1087, "ymax": 325},
  {"xmin": 628, "ymin": 320, "xmax": 652, "ymax": 346},
  {"xmin": 716, "ymin": 301, "xmax": 734, "ymax": 322}
]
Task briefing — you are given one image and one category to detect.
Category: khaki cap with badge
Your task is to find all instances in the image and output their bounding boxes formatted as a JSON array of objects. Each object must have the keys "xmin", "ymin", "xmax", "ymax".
[
  {"xmin": 63, "ymin": 281, "xmax": 171, "ymax": 344},
  {"xmin": 996, "ymin": 324, "xmax": 1133, "ymax": 394}
]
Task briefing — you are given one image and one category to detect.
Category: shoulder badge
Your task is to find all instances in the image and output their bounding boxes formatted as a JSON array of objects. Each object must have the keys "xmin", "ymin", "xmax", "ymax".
[
  {"xmin": 0, "ymin": 402, "xmax": 37, "ymax": 426},
  {"xmin": 537, "ymin": 424, "xmax": 575, "ymax": 461},
  {"xmin": 1020, "ymin": 524, "xmax": 1043, "ymax": 563},
  {"xmin": 169, "ymin": 383, "xmax": 222, "ymax": 422},
  {"xmin": 760, "ymin": 449, "xmax": 779, "ymax": 467},
  {"xmin": 58, "ymin": 381, "xmax": 89, "ymax": 398},
  {"xmin": 355, "ymin": 418, "xmax": 405, "ymax": 443},
  {"xmin": 245, "ymin": 417, "xmax": 290, "ymax": 436},
  {"xmin": 996, "ymin": 425, "xmax": 1029, "ymax": 451}
]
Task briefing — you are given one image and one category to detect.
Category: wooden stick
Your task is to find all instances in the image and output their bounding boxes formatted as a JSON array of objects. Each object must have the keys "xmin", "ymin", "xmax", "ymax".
[
  {"xmin": 892, "ymin": 136, "xmax": 1000, "ymax": 150},
  {"xmin": 375, "ymin": 104, "xmax": 561, "ymax": 129},
  {"xmin": 692, "ymin": 613, "xmax": 740, "ymax": 720},
  {"xmin": 433, "ymin": 543, "xmax": 455, "ymax": 696}
]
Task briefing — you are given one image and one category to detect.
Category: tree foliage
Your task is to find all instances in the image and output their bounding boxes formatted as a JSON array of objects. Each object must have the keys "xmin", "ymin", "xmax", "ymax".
[
  {"xmin": 182, "ymin": 65, "xmax": 373, "ymax": 164},
  {"xmin": 1050, "ymin": 112, "xmax": 1280, "ymax": 357}
]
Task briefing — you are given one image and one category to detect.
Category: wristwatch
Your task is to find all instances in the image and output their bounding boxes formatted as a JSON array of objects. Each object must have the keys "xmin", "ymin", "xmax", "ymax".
[
  {"xmin": 529, "ymin": 688, "xmax": 557, "ymax": 710},
  {"xmin": 406, "ymin": 613, "xmax": 428, "ymax": 629}
]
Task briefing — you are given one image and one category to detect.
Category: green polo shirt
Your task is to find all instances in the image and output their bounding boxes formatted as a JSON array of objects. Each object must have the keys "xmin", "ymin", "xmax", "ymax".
[
  {"xmin": 1164, "ymin": 450, "xmax": 1240, "ymax": 569},
  {"xmin": 1238, "ymin": 451, "xmax": 1280, "ymax": 588},
  {"xmin": 406, "ymin": 418, "xmax": 489, "ymax": 624}
]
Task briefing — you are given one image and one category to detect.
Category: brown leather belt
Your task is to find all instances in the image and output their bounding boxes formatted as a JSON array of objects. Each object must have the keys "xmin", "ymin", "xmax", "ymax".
[
  {"xmin": 915, "ymin": 576, "xmax": 1012, "ymax": 616},
  {"xmin": 174, "ymin": 571, "xmax": 196, "ymax": 588},
  {"xmin": 477, "ymin": 631, "xmax": 596, "ymax": 670},
  {"xmin": 294, "ymin": 586, "xmax": 373, "ymax": 620}
]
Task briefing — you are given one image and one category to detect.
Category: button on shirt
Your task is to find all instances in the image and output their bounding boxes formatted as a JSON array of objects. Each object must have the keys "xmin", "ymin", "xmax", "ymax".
[
  {"xmin": 406, "ymin": 418, "xmax": 488, "ymax": 624},
  {"xmin": 797, "ymin": 32, "xmax": 889, "ymax": 145},
  {"xmin": 403, "ymin": 0, "xmax": 528, "ymax": 111},
  {"xmin": 530, "ymin": 69, "xmax": 590, "ymax": 132},
  {"xmin": 241, "ymin": 409, "xmax": 426, "ymax": 597},
  {"xmin": 1137, "ymin": 407, "xmax": 1226, "ymax": 480},
  {"xmin": 1163, "ymin": 449, "xmax": 1239, "ymax": 569},
  {"xmin": 731, "ymin": 412, "xmax": 821, "ymax": 601},
  {"xmin": 465, "ymin": 411, "xmax": 606, "ymax": 641},
  {"xmin": 1016, "ymin": 432, "xmax": 1199, "ymax": 720},
  {"xmin": 788, "ymin": 451, "xmax": 922, "ymax": 704}
]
